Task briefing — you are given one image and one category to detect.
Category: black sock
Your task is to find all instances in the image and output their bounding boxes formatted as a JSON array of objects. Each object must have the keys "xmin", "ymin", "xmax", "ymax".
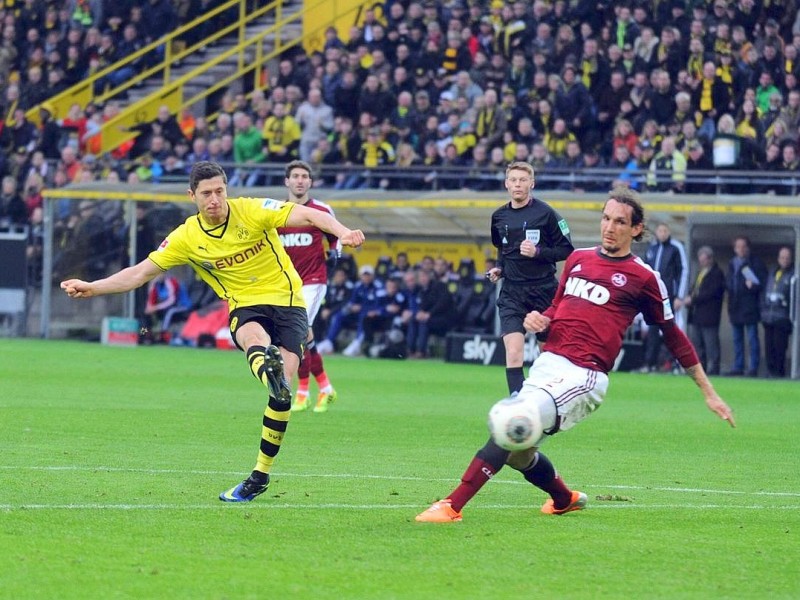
[
  {"xmin": 505, "ymin": 367, "xmax": 524, "ymax": 395},
  {"xmin": 475, "ymin": 437, "xmax": 511, "ymax": 471},
  {"xmin": 520, "ymin": 452, "xmax": 572, "ymax": 508},
  {"xmin": 250, "ymin": 470, "xmax": 268, "ymax": 484}
]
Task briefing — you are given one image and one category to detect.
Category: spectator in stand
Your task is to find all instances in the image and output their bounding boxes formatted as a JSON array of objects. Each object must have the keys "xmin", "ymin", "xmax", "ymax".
[
  {"xmin": 362, "ymin": 276, "xmax": 409, "ymax": 355},
  {"xmin": 229, "ymin": 111, "xmax": 264, "ymax": 186},
  {"xmin": 440, "ymin": 31, "xmax": 471, "ymax": 77},
  {"xmin": 612, "ymin": 118, "xmax": 639, "ymax": 157},
  {"xmin": 294, "ymin": 87, "xmax": 334, "ymax": 163},
  {"xmin": 0, "ymin": 175, "xmax": 27, "ymax": 227},
  {"xmin": 554, "ymin": 64, "xmax": 593, "ymax": 144},
  {"xmin": 647, "ymin": 135, "xmax": 687, "ymax": 192},
  {"xmin": 734, "ymin": 97, "xmax": 764, "ymax": 142},
  {"xmin": 646, "ymin": 69, "xmax": 677, "ymax": 129},
  {"xmin": 610, "ymin": 144, "xmax": 640, "ymax": 190},
  {"xmin": 353, "ymin": 127, "xmax": 395, "ymax": 189},
  {"xmin": 544, "ymin": 118, "xmax": 576, "ymax": 160},
  {"xmin": 726, "ymin": 235, "xmax": 768, "ymax": 377},
  {"xmin": 406, "ymin": 266, "xmax": 455, "ymax": 359},
  {"xmin": 141, "ymin": 272, "xmax": 191, "ymax": 343},
  {"xmin": 776, "ymin": 143, "xmax": 800, "ymax": 196},
  {"xmin": 474, "ymin": 87, "xmax": 507, "ymax": 150},
  {"xmin": 318, "ymin": 264, "xmax": 385, "ymax": 357},
  {"xmin": 332, "ymin": 71, "xmax": 361, "ymax": 121},
  {"xmin": 684, "ymin": 140, "xmax": 715, "ymax": 193},
  {"xmin": 692, "ymin": 61, "xmax": 732, "ymax": 141},
  {"xmin": 654, "ymin": 25, "xmax": 684, "ymax": 81},
  {"xmin": 262, "ymin": 101, "xmax": 301, "ymax": 174},
  {"xmin": 579, "ymin": 37, "xmax": 611, "ymax": 104},
  {"xmin": 140, "ymin": 0, "xmax": 178, "ymax": 63},
  {"xmin": 313, "ymin": 267, "xmax": 352, "ymax": 343},
  {"xmin": 391, "ymin": 142, "xmax": 423, "ymax": 190},
  {"xmin": 20, "ymin": 65, "xmax": 49, "ymax": 110},
  {"xmin": 448, "ymin": 69, "xmax": 483, "ymax": 107},
  {"xmin": 386, "ymin": 90, "xmax": 418, "ymax": 149}
]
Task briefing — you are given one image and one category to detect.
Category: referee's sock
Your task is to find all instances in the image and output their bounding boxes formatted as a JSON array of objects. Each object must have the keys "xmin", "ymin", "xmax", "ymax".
[{"xmin": 505, "ymin": 367, "xmax": 525, "ymax": 395}]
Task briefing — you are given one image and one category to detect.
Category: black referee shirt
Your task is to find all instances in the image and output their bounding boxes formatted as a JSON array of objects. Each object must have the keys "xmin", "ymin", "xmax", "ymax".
[{"xmin": 490, "ymin": 198, "xmax": 574, "ymax": 284}]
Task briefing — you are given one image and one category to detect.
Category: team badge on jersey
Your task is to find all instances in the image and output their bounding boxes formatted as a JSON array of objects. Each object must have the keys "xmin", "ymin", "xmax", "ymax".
[
  {"xmin": 611, "ymin": 273, "xmax": 627, "ymax": 287},
  {"xmin": 261, "ymin": 198, "xmax": 283, "ymax": 211},
  {"xmin": 236, "ymin": 224, "xmax": 250, "ymax": 240},
  {"xmin": 525, "ymin": 229, "xmax": 540, "ymax": 244}
]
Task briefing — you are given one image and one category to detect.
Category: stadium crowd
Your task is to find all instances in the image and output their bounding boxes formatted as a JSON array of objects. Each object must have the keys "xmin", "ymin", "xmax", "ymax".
[{"xmin": 0, "ymin": 0, "xmax": 798, "ymax": 369}]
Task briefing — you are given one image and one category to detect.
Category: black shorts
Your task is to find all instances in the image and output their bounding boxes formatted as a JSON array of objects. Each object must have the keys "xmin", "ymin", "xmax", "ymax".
[
  {"xmin": 229, "ymin": 305, "xmax": 308, "ymax": 358},
  {"xmin": 497, "ymin": 281, "xmax": 557, "ymax": 336}
]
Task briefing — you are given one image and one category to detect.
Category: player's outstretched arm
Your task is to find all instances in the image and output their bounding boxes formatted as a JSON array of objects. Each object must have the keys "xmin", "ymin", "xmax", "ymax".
[
  {"xmin": 61, "ymin": 259, "xmax": 163, "ymax": 299},
  {"xmin": 685, "ymin": 364, "xmax": 736, "ymax": 428},
  {"xmin": 287, "ymin": 204, "xmax": 365, "ymax": 248}
]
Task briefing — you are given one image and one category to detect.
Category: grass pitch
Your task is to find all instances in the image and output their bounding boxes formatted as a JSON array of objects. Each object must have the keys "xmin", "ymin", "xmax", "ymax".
[{"xmin": 1, "ymin": 338, "xmax": 798, "ymax": 599}]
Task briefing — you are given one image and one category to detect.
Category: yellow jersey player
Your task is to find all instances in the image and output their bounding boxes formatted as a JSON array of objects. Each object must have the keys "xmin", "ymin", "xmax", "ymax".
[{"xmin": 61, "ymin": 161, "xmax": 365, "ymax": 502}]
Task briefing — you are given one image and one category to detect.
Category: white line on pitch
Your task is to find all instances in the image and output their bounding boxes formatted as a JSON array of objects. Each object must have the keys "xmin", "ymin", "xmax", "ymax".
[
  {"xmin": 2, "ymin": 465, "xmax": 799, "ymax": 498},
  {"xmin": 0, "ymin": 503, "xmax": 799, "ymax": 511}
]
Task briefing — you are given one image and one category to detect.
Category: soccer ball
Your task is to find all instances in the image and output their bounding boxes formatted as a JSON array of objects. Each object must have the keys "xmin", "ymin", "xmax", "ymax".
[{"xmin": 488, "ymin": 396, "xmax": 543, "ymax": 451}]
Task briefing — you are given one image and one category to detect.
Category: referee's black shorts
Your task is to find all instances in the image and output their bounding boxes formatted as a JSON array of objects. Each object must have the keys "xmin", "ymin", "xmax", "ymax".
[
  {"xmin": 497, "ymin": 280, "xmax": 557, "ymax": 336},
  {"xmin": 229, "ymin": 304, "xmax": 308, "ymax": 358}
]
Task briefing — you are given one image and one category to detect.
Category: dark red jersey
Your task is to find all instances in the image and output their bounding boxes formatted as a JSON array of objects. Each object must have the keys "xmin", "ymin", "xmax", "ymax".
[
  {"xmin": 278, "ymin": 199, "xmax": 339, "ymax": 285},
  {"xmin": 542, "ymin": 247, "xmax": 675, "ymax": 373}
]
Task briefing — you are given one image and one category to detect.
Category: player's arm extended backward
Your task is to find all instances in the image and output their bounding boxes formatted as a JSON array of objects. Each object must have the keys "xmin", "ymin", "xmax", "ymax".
[{"xmin": 61, "ymin": 258, "xmax": 163, "ymax": 299}]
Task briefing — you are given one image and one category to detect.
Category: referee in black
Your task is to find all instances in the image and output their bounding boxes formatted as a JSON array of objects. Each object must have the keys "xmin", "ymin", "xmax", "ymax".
[{"xmin": 487, "ymin": 161, "xmax": 574, "ymax": 394}]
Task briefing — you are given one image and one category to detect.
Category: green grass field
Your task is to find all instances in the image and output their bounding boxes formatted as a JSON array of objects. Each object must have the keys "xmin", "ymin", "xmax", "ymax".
[{"xmin": 1, "ymin": 338, "xmax": 798, "ymax": 599}]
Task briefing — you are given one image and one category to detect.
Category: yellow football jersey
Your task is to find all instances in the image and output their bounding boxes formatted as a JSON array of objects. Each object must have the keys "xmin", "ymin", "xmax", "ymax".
[{"xmin": 148, "ymin": 197, "xmax": 306, "ymax": 310}]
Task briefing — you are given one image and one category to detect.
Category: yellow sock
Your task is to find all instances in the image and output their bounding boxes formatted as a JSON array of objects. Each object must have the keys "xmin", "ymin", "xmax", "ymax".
[
  {"xmin": 254, "ymin": 396, "xmax": 291, "ymax": 473},
  {"xmin": 247, "ymin": 345, "xmax": 271, "ymax": 390}
]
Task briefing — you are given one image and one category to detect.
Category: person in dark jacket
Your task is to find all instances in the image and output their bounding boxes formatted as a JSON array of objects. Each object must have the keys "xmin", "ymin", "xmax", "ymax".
[
  {"xmin": 554, "ymin": 64, "xmax": 594, "ymax": 142},
  {"xmin": 406, "ymin": 267, "xmax": 455, "ymax": 358},
  {"xmin": 726, "ymin": 235, "xmax": 768, "ymax": 376},
  {"xmin": 640, "ymin": 222, "xmax": 689, "ymax": 373},
  {"xmin": 683, "ymin": 246, "xmax": 726, "ymax": 375},
  {"xmin": 761, "ymin": 247, "xmax": 794, "ymax": 378},
  {"xmin": 0, "ymin": 175, "xmax": 28, "ymax": 227}
]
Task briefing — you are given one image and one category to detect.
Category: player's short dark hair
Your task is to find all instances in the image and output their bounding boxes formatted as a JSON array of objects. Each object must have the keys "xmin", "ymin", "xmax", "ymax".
[
  {"xmin": 607, "ymin": 186, "xmax": 645, "ymax": 241},
  {"xmin": 189, "ymin": 161, "xmax": 227, "ymax": 192},
  {"xmin": 285, "ymin": 159, "xmax": 313, "ymax": 180}
]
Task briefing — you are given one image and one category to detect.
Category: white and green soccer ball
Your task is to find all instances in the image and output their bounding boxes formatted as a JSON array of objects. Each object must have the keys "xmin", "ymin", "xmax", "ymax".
[{"xmin": 488, "ymin": 396, "xmax": 543, "ymax": 451}]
